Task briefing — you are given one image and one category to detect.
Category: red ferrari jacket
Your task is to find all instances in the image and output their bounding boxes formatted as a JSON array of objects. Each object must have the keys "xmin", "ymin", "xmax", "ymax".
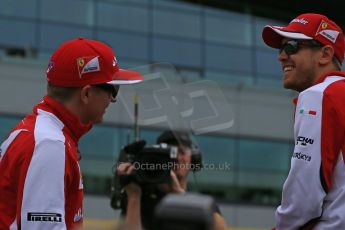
[{"xmin": 0, "ymin": 96, "xmax": 91, "ymax": 229}]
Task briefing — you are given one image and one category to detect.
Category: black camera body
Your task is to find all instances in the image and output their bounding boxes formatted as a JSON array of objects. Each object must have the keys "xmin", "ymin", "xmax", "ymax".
[
  {"xmin": 111, "ymin": 140, "xmax": 178, "ymax": 209},
  {"xmin": 154, "ymin": 193, "xmax": 216, "ymax": 230},
  {"xmin": 125, "ymin": 142, "xmax": 178, "ymax": 184}
]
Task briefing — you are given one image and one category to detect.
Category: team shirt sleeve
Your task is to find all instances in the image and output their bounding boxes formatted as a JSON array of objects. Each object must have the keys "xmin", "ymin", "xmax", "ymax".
[{"xmin": 21, "ymin": 139, "xmax": 67, "ymax": 230}]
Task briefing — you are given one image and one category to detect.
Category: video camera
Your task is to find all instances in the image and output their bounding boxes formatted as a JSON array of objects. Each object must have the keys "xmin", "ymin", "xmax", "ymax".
[
  {"xmin": 110, "ymin": 140, "xmax": 179, "ymax": 209},
  {"xmin": 110, "ymin": 130, "xmax": 203, "ymax": 210},
  {"xmin": 122, "ymin": 140, "xmax": 178, "ymax": 184}
]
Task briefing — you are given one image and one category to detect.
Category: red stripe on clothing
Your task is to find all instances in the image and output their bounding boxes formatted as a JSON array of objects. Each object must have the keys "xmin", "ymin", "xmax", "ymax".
[{"xmin": 321, "ymin": 81, "xmax": 345, "ymax": 191}]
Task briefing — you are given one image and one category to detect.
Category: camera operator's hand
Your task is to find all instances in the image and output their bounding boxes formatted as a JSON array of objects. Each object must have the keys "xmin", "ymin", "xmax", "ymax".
[
  {"xmin": 117, "ymin": 162, "xmax": 143, "ymax": 230},
  {"xmin": 159, "ymin": 170, "xmax": 187, "ymax": 194},
  {"xmin": 117, "ymin": 162, "xmax": 141, "ymax": 198},
  {"xmin": 170, "ymin": 171, "xmax": 186, "ymax": 194}
]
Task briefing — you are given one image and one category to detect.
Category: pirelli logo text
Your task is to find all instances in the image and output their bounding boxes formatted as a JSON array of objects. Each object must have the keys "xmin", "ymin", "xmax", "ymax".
[{"xmin": 27, "ymin": 212, "xmax": 62, "ymax": 222}]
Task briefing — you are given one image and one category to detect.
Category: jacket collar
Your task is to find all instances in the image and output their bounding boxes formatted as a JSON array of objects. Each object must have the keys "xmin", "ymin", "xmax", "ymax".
[
  {"xmin": 314, "ymin": 71, "xmax": 345, "ymax": 85},
  {"xmin": 293, "ymin": 71, "xmax": 345, "ymax": 106},
  {"xmin": 34, "ymin": 95, "xmax": 92, "ymax": 143}
]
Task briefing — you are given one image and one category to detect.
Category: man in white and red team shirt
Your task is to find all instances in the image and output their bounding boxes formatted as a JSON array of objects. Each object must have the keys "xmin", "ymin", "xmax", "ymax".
[
  {"xmin": 262, "ymin": 13, "xmax": 345, "ymax": 229},
  {"xmin": 0, "ymin": 38, "xmax": 143, "ymax": 229}
]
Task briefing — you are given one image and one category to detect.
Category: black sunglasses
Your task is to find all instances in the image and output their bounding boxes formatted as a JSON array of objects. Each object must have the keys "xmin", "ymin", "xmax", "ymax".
[
  {"xmin": 92, "ymin": 83, "xmax": 120, "ymax": 99},
  {"xmin": 279, "ymin": 40, "xmax": 323, "ymax": 55}
]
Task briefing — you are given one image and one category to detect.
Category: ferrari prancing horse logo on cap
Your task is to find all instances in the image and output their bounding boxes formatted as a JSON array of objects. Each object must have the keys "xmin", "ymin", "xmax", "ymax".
[
  {"xmin": 316, "ymin": 20, "xmax": 339, "ymax": 43},
  {"xmin": 77, "ymin": 56, "xmax": 100, "ymax": 78},
  {"xmin": 77, "ymin": 58, "xmax": 85, "ymax": 67}
]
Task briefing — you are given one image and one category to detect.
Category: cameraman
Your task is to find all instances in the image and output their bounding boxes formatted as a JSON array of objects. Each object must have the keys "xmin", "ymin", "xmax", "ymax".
[{"xmin": 117, "ymin": 130, "xmax": 227, "ymax": 230}]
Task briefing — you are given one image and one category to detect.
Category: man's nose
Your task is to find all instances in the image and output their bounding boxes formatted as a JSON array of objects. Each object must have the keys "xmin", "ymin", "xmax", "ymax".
[{"xmin": 278, "ymin": 49, "xmax": 289, "ymax": 62}]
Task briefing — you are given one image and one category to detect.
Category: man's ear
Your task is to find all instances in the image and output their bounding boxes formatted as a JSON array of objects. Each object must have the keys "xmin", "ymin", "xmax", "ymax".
[
  {"xmin": 80, "ymin": 85, "xmax": 92, "ymax": 104},
  {"xmin": 319, "ymin": 45, "xmax": 335, "ymax": 65}
]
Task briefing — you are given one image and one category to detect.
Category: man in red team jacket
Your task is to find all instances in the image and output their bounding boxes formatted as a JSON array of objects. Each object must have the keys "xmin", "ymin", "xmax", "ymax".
[
  {"xmin": 262, "ymin": 13, "xmax": 345, "ymax": 229},
  {"xmin": 0, "ymin": 38, "xmax": 143, "ymax": 229}
]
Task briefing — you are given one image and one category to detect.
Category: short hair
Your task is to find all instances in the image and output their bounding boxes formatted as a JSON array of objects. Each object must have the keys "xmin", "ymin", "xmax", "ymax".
[
  {"xmin": 332, "ymin": 56, "xmax": 342, "ymax": 70},
  {"xmin": 47, "ymin": 83, "xmax": 79, "ymax": 103},
  {"xmin": 157, "ymin": 130, "xmax": 192, "ymax": 148},
  {"xmin": 310, "ymin": 40, "xmax": 342, "ymax": 70}
]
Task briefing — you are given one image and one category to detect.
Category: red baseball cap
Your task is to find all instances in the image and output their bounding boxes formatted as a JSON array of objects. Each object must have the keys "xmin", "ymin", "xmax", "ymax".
[
  {"xmin": 262, "ymin": 13, "xmax": 345, "ymax": 63},
  {"xmin": 46, "ymin": 37, "xmax": 143, "ymax": 87}
]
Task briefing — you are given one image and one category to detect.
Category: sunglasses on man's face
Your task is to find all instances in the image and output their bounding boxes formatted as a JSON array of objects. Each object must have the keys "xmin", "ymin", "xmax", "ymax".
[
  {"xmin": 279, "ymin": 40, "xmax": 323, "ymax": 55},
  {"xmin": 92, "ymin": 84, "xmax": 120, "ymax": 100}
]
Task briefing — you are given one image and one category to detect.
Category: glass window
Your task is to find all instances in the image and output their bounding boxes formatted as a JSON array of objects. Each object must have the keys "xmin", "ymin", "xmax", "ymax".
[
  {"xmin": 205, "ymin": 6, "xmax": 248, "ymax": 19},
  {"xmin": 256, "ymin": 76, "xmax": 283, "ymax": 87},
  {"xmin": 118, "ymin": 0, "xmax": 149, "ymax": 4},
  {"xmin": 206, "ymin": 44, "xmax": 252, "ymax": 73},
  {"xmin": 153, "ymin": 9, "xmax": 201, "ymax": 39},
  {"xmin": 39, "ymin": 23, "xmax": 93, "ymax": 51},
  {"xmin": 184, "ymin": 94, "xmax": 219, "ymax": 122},
  {"xmin": 97, "ymin": 3, "xmax": 149, "ymax": 33},
  {"xmin": 0, "ymin": 19, "xmax": 36, "ymax": 48},
  {"xmin": 205, "ymin": 70, "xmax": 254, "ymax": 86},
  {"xmin": 97, "ymin": 31, "xmax": 149, "ymax": 61},
  {"xmin": 194, "ymin": 135, "xmax": 235, "ymax": 185},
  {"xmin": 0, "ymin": 116, "xmax": 22, "ymax": 143},
  {"xmin": 205, "ymin": 15, "xmax": 252, "ymax": 46},
  {"xmin": 40, "ymin": 0, "xmax": 94, "ymax": 26},
  {"xmin": 153, "ymin": 0, "xmax": 201, "ymax": 13},
  {"xmin": 140, "ymin": 129, "xmax": 162, "ymax": 145},
  {"xmin": 196, "ymin": 135, "xmax": 235, "ymax": 164},
  {"xmin": 117, "ymin": 59, "xmax": 152, "ymax": 70},
  {"xmin": 79, "ymin": 125, "xmax": 134, "ymax": 177},
  {"xmin": 79, "ymin": 125, "xmax": 124, "ymax": 160},
  {"xmin": 179, "ymin": 68, "xmax": 202, "ymax": 82},
  {"xmin": 0, "ymin": 0, "xmax": 38, "ymax": 19},
  {"xmin": 238, "ymin": 139, "xmax": 291, "ymax": 188},
  {"xmin": 256, "ymin": 49, "xmax": 281, "ymax": 76},
  {"xmin": 152, "ymin": 37, "xmax": 201, "ymax": 67},
  {"xmin": 239, "ymin": 139, "xmax": 290, "ymax": 172},
  {"xmin": 254, "ymin": 16, "xmax": 284, "ymax": 48}
]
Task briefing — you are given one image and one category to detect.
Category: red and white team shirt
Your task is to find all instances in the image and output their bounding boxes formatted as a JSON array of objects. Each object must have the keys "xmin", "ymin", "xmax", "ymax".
[
  {"xmin": 276, "ymin": 71, "xmax": 345, "ymax": 229},
  {"xmin": 0, "ymin": 96, "xmax": 92, "ymax": 230}
]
